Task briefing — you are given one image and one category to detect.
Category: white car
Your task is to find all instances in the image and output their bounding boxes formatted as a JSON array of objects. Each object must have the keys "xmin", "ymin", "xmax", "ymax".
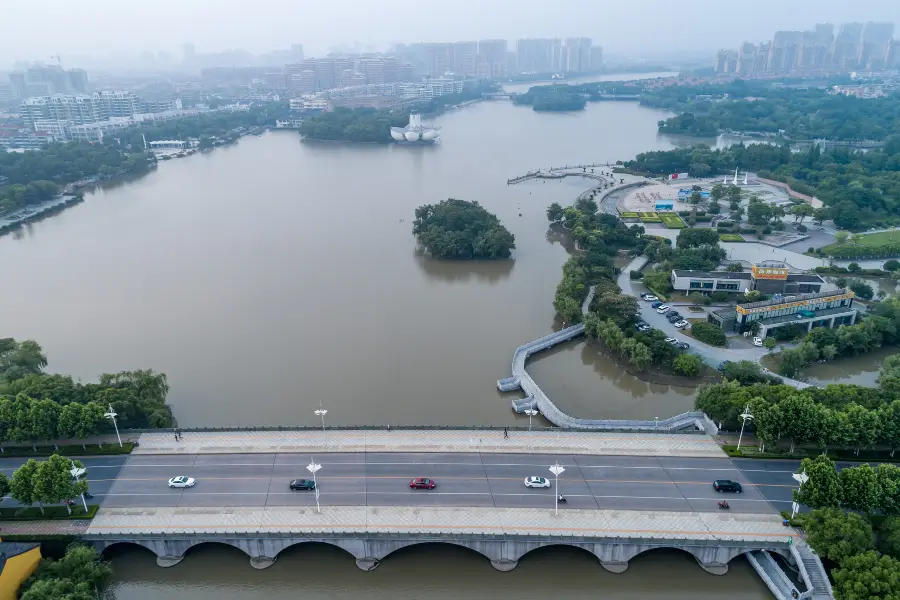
[
  {"xmin": 674, "ymin": 320, "xmax": 689, "ymax": 329},
  {"xmin": 642, "ymin": 295, "xmax": 658, "ymax": 302},
  {"xmin": 524, "ymin": 476, "xmax": 551, "ymax": 489},
  {"xmin": 656, "ymin": 305, "xmax": 671, "ymax": 314},
  {"xmin": 664, "ymin": 337, "xmax": 678, "ymax": 345},
  {"xmin": 168, "ymin": 476, "xmax": 196, "ymax": 488},
  {"xmin": 753, "ymin": 337, "xmax": 763, "ymax": 347}
]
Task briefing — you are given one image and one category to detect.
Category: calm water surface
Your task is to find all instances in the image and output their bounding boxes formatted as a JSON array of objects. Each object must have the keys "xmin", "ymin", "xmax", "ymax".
[
  {"xmin": 103, "ymin": 545, "xmax": 773, "ymax": 600},
  {"xmin": 0, "ymin": 96, "xmax": 694, "ymax": 427}
]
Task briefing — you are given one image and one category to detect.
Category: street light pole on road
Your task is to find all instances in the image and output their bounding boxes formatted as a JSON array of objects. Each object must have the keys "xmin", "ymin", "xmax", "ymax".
[
  {"xmin": 524, "ymin": 409, "xmax": 538, "ymax": 432},
  {"xmin": 549, "ymin": 462, "xmax": 565, "ymax": 516},
  {"xmin": 70, "ymin": 460, "xmax": 88, "ymax": 512},
  {"xmin": 737, "ymin": 404, "xmax": 754, "ymax": 451},
  {"xmin": 307, "ymin": 457, "xmax": 322, "ymax": 513},
  {"xmin": 791, "ymin": 471, "xmax": 808, "ymax": 519},
  {"xmin": 105, "ymin": 404, "xmax": 122, "ymax": 448},
  {"xmin": 314, "ymin": 403, "xmax": 328, "ymax": 445}
]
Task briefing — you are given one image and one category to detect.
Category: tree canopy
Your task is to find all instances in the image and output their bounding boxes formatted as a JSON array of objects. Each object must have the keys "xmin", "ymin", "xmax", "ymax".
[{"xmin": 413, "ymin": 199, "xmax": 515, "ymax": 260}]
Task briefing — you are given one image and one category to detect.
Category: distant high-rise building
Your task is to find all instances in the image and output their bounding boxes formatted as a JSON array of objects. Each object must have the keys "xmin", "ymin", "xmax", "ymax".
[
  {"xmin": 359, "ymin": 58, "xmax": 385, "ymax": 84},
  {"xmin": 68, "ymin": 69, "xmax": 88, "ymax": 93},
  {"xmin": 452, "ymin": 41, "xmax": 478, "ymax": 76},
  {"xmin": 383, "ymin": 57, "xmax": 400, "ymax": 83},
  {"xmin": 398, "ymin": 63, "xmax": 415, "ymax": 82},
  {"xmin": 737, "ymin": 42, "xmax": 758, "ymax": 75},
  {"xmin": 890, "ymin": 41, "xmax": 900, "ymax": 69},
  {"xmin": 477, "ymin": 39, "xmax": 507, "ymax": 77},
  {"xmin": 714, "ymin": 50, "xmax": 739, "ymax": 73},
  {"xmin": 859, "ymin": 22, "xmax": 894, "ymax": 68},
  {"xmin": 516, "ymin": 38, "xmax": 554, "ymax": 72},
  {"xmin": 563, "ymin": 38, "xmax": 592, "ymax": 72},
  {"xmin": 589, "ymin": 46, "xmax": 604, "ymax": 72},
  {"xmin": 833, "ymin": 22, "xmax": 864, "ymax": 69},
  {"xmin": 768, "ymin": 31, "xmax": 804, "ymax": 73},
  {"xmin": 290, "ymin": 44, "xmax": 305, "ymax": 62}
]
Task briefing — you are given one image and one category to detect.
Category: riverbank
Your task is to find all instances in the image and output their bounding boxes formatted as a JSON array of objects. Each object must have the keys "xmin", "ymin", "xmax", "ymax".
[{"xmin": 0, "ymin": 194, "xmax": 84, "ymax": 237}]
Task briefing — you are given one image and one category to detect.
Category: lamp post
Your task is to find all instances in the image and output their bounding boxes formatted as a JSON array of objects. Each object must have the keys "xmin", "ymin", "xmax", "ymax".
[
  {"xmin": 524, "ymin": 409, "xmax": 538, "ymax": 432},
  {"xmin": 737, "ymin": 404, "xmax": 754, "ymax": 451},
  {"xmin": 307, "ymin": 457, "xmax": 322, "ymax": 513},
  {"xmin": 654, "ymin": 416, "xmax": 659, "ymax": 429},
  {"xmin": 549, "ymin": 462, "xmax": 565, "ymax": 516},
  {"xmin": 70, "ymin": 460, "xmax": 88, "ymax": 512},
  {"xmin": 104, "ymin": 404, "xmax": 122, "ymax": 448},
  {"xmin": 791, "ymin": 471, "xmax": 808, "ymax": 519},
  {"xmin": 314, "ymin": 403, "xmax": 328, "ymax": 435}
]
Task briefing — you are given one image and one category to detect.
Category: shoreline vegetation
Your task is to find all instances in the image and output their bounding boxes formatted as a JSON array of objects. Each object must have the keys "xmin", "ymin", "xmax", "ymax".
[
  {"xmin": 412, "ymin": 199, "xmax": 515, "ymax": 260},
  {"xmin": 298, "ymin": 84, "xmax": 498, "ymax": 143}
]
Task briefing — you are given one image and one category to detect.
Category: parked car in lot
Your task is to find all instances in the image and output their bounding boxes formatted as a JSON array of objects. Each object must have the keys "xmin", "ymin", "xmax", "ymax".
[
  {"xmin": 290, "ymin": 479, "xmax": 316, "ymax": 491},
  {"xmin": 677, "ymin": 342, "xmax": 690, "ymax": 350},
  {"xmin": 650, "ymin": 301, "xmax": 663, "ymax": 309},
  {"xmin": 641, "ymin": 294, "xmax": 658, "ymax": 302},
  {"xmin": 410, "ymin": 477, "xmax": 436, "ymax": 489},
  {"xmin": 753, "ymin": 337, "xmax": 763, "ymax": 347},
  {"xmin": 524, "ymin": 476, "xmax": 551, "ymax": 488},
  {"xmin": 674, "ymin": 320, "xmax": 689, "ymax": 329},
  {"xmin": 713, "ymin": 480, "xmax": 743, "ymax": 493},
  {"xmin": 666, "ymin": 313, "xmax": 682, "ymax": 323},
  {"xmin": 656, "ymin": 305, "xmax": 671, "ymax": 314},
  {"xmin": 664, "ymin": 337, "xmax": 678, "ymax": 345},
  {"xmin": 637, "ymin": 324, "xmax": 651, "ymax": 332}
]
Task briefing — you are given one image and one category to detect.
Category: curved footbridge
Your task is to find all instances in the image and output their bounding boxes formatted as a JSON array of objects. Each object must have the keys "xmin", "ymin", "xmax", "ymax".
[{"xmin": 498, "ymin": 286, "xmax": 716, "ymax": 434}]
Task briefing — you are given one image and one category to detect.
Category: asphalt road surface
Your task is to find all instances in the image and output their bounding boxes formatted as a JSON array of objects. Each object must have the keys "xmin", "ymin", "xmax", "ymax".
[{"xmin": 0, "ymin": 453, "xmax": 815, "ymax": 515}]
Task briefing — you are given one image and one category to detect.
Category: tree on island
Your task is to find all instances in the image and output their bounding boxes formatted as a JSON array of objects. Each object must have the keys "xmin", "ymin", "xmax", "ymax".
[{"xmin": 413, "ymin": 199, "xmax": 515, "ymax": 259}]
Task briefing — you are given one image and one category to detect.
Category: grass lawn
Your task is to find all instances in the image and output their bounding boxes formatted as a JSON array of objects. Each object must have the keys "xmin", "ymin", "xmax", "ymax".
[
  {"xmin": 659, "ymin": 213, "xmax": 686, "ymax": 229},
  {"xmin": 0, "ymin": 505, "xmax": 99, "ymax": 521},
  {"xmin": 639, "ymin": 212, "xmax": 662, "ymax": 222},
  {"xmin": 0, "ymin": 442, "xmax": 134, "ymax": 458},
  {"xmin": 619, "ymin": 211, "xmax": 640, "ymax": 218},
  {"xmin": 719, "ymin": 233, "xmax": 745, "ymax": 242},
  {"xmin": 822, "ymin": 229, "xmax": 900, "ymax": 254}
]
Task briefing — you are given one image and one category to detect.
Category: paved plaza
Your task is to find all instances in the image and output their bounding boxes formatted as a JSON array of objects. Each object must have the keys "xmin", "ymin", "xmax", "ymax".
[
  {"xmin": 135, "ymin": 430, "xmax": 725, "ymax": 458},
  {"xmin": 86, "ymin": 504, "xmax": 789, "ymax": 541}
]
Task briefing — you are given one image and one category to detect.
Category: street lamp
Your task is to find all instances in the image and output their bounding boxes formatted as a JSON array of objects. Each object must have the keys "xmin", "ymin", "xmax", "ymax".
[
  {"xmin": 737, "ymin": 404, "xmax": 754, "ymax": 451},
  {"xmin": 307, "ymin": 457, "xmax": 322, "ymax": 513},
  {"xmin": 314, "ymin": 403, "xmax": 328, "ymax": 436},
  {"xmin": 791, "ymin": 471, "xmax": 809, "ymax": 519},
  {"xmin": 549, "ymin": 462, "xmax": 565, "ymax": 516},
  {"xmin": 70, "ymin": 460, "xmax": 88, "ymax": 512},
  {"xmin": 524, "ymin": 409, "xmax": 538, "ymax": 432},
  {"xmin": 104, "ymin": 404, "xmax": 122, "ymax": 448},
  {"xmin": 654, "ymin": 416, "xmax": 659, "ymax": 429}
]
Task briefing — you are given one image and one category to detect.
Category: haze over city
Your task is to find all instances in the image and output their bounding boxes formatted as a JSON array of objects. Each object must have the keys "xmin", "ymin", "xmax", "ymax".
[{"xmin": 3, "ymin": 0, "xmax": 900, "ymax": 66}]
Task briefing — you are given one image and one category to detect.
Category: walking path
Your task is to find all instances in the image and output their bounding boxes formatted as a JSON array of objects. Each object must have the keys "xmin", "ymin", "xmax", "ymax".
[
  {"xmin": 0, "ymin": 519, "xmax": 92, "ymax": 536},
  {"xmin": 86, "ymin": 505, "xmax": 787, "ymax": 539},
  {"xmin": 134, "ymin": 429, "xmax": 725, "ymax": 457}
]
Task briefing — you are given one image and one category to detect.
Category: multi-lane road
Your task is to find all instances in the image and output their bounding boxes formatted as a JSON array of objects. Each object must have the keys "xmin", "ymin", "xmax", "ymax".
[{"xmin": 0, "ymin": 452, "xmax": 811, "ymax": 515}]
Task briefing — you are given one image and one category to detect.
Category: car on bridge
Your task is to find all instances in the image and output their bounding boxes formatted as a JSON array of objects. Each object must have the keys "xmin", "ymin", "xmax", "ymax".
[
  {"xmin": 524, "ymin": 476, "xmax": 551, "ymax": 488},
  {"xmin": 713, "ymin": 480, "xmax": 743, "ymax": 493},
  {"xmin": 410, "ymin": 478, "xmax": 436, "ymax": 489},
  {"xmin": 289, "ymin": 479, "xmax": 316, "ymax": 491},
  {"xmin": 168, "ymin": 476, "xmax": 195, "ymax": 488}
]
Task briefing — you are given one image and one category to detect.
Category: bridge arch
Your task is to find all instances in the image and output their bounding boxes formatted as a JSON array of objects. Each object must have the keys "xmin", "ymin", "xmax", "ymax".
[{"xmin": 97, "ymin": 540, "xmax": 158, "ymax": 559}]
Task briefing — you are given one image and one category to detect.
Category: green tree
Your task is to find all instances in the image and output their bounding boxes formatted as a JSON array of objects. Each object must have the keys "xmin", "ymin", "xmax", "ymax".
[
  {"xmin": 10, "ymin": 458, "xmax": 40, "ymax": 513},
  {"xmin": 0, "ymin": 339, "xmax": 48, "ymax": 381},
  {"xmin": 672, "ymin": 354, "xmax": 702, "ymax": 376},
  {"xmin": 878, "ymin": 517, "xmax": 900, "ymax": 558},
  {"xmin": 0, "ymin": 472, "xmax": 9, "ymax": 498},
  {"xmin": 690, "ymin": 322, "xmax": 726, "ymax": 346},
  {"xmin": 676, "ymin": 227, "xmax": 720, "ymax": 248},
  {"xmin": 835, "ymin": 231, "xmax": 849, "ymax": 244},
  {"xmin": 840, "ymin": 464, "xmax": 882, "ymax": 514},
  {"xmin": 19, "ymin": 578, "xmax": 95, "ymax": 600},
  {"xmin": 833, "ymin": 551, "xmax": 900, "ymax": 599},
  {"xmin": 753, "ymin": 398, "xmax": 784, "ymax": 453},
  {"xmin": 879, "ymin": 465, "xmax": 900, "ymax": 518},
  {"xmin": 546, "ymin": 202, "xmax": 564, "ymax": 223},
  {"xmin": 57, "ymin": 403, "xmax": 83, "ymax": 440},
  {"xmin": 795, "ymin": 455, "xmax": 841, "ymax": 510},
  {"xmin": 592, "ymin": 293, "xmax": 639, "ymax": 328},
  {"xmin": 885, "ymin": 259, "xmax": 900, "ymax": 272},
  {"xmin": 34, "ymin": 454, "xmax": 88, "ymax": 514},
  {"xmin": 763, "ymin": 337, "xmax": 776, "ymax": 351},
  {"xmin": 804, "ymin": 508, "xmax": 874, "ymax": 564},
  {"xmin": 710, "ymin": 184, "xmax": 725, "ymax": 202},
  {"xmin": 843, "ymin": 403, "xmax": 881, "ymax": 455},
  {"xmin": 413, "ymin": 199, "xmax": 515, "ymax": 259},
  {"xmin": 812, "ymin": 207, "xmax": 830, "ymax": 226},
  {"xmin": 791, "ymin": 203, "xmax": 815, "ymax": 223}
]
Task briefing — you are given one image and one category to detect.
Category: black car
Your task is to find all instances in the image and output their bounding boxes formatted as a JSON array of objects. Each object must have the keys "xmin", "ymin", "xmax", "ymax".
[
  {"xmin": 677, "ymin": 342, "xmax": 690, "ymax": 350},
  {"xmin": 650, "ymin": 301, "xmax": 663, "ymax": 309},
  {"xmin": 290, "ymin": 479, "xmax": 316, "ymax": 491},
  {"xmin": 666, "ymin": 313, "xmax": 682, "ymax": 323},
  {"xmin": 717, "ymin": 360, "xmax": 733, "ymax": 371},
  {"xmin": 713, "ymin": 480, "xmax": 743, "ymax": 493}
]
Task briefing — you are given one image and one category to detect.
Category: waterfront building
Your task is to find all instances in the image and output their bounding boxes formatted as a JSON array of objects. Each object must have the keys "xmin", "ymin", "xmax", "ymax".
[
  {"xmin": 670, "ymin": 263, "xmax": 824, "ymax": 296},
  {"xmin": 708, "ymin": 288, "xmax": 857, "ymax": 339}
]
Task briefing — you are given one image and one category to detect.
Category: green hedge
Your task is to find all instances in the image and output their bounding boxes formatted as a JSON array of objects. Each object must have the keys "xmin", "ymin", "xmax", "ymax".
[
  {"xmin": 619, "ymin": 211, "xmax": 640, "ymax": 218},
  {"xmin": 691, "ymin": 322, "xmax": 727, "ymax": 346},
  {"xmin": 821, "ymin": 241, "xmax": 900, "ymax": 259},
  {"xmin": 0, "ymin": 505, "xmax": 99, "ymax": 521},
  {"xmin": 659, "ymin": 213, "xmax": 686, "ymax": 229},
  {"xmin": 0, "ymin": 442, "xmax": 134, "ymax": 457},
  {"xmin": 723, "ymin": 444, "xmax": 900, "ymax": 462},
  {"xmin": 719, "ymin": 234, "xmax": 745, "ymax": 242}
]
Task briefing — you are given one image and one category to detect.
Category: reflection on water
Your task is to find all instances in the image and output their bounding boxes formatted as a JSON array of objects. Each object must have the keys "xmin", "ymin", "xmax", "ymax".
[
  {"xmin": 414, "ymin": 250, "xmax": 516, "ymax": 283},
  {"xmin": 800, "ymin": 345, "xmax": 895, "ymax": 387},
  {"xmin": 103, "ymin": 544, "xmax": 772, "ymax": 600},
  {"xmin": 527, "ymin": 341, "xmax": 697, "ymax": 420}
]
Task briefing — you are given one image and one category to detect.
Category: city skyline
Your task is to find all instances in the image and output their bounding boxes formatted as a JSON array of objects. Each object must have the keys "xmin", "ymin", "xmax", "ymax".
[{"xmin": 2, "ymin": 0, "xmax": 900, "ymax": 68}]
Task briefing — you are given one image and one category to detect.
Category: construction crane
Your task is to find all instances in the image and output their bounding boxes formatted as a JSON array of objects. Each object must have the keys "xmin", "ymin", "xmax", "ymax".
[{"xmin": 50, "ymin": 53, "xmax": 62, "ymax": 68}]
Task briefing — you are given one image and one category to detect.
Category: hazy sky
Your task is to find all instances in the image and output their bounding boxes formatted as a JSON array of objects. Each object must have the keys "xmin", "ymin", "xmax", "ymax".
[{"xmin": 3, "ymin": 0, "xmax": 900, "ymax": 66}]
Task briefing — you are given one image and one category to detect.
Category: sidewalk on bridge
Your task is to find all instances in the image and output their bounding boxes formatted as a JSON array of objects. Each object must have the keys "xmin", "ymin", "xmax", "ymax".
[
  {"xmin": 134, "ymin": 430, "xmax": 726, "ymax": 458},
  {"xmin": 0, "ymin": 519, "xmax": 92, "ymax": 536},
  {"xmin": 86, "ymin": 505, "xmax": 789, "ymax": 541}
]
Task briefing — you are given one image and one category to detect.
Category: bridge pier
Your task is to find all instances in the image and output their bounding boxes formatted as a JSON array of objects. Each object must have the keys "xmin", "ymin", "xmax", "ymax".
[
  {"xmin": 490, "ymin": 559, "xmax": 518, "ymax": 572},
  {"xmin": 696, "ymin": 559, "xmax": 729, "ymax": 576},
  {"xmin": 156, "ymin": 556, "xmax": 184, "ymax": 568},
  {"xmin": 600, "ymin": 561, "xmax": 629, "ymax": 573},
  {"xmin": 250, "ymin": 556, "xmax": 277, "ymax": 570},
  {"xmin": 356, "ymin": 558, "xmax": 380, "ymax": 571}
]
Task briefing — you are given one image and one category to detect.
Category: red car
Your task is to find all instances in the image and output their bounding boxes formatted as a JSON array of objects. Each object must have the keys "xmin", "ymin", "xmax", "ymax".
[{"xmin": 409, "ymin": 477, "xmax": 436, "ymax": 489}]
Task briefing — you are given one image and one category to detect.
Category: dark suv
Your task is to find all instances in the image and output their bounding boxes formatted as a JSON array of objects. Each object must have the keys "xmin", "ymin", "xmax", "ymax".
[
  {"xmin": 713, "ymin": 480, "xmax": 743, "ymax": 493},
  {"xmin": 290, "ymin": 479, "xmax": 316, "ymax": 491}
]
